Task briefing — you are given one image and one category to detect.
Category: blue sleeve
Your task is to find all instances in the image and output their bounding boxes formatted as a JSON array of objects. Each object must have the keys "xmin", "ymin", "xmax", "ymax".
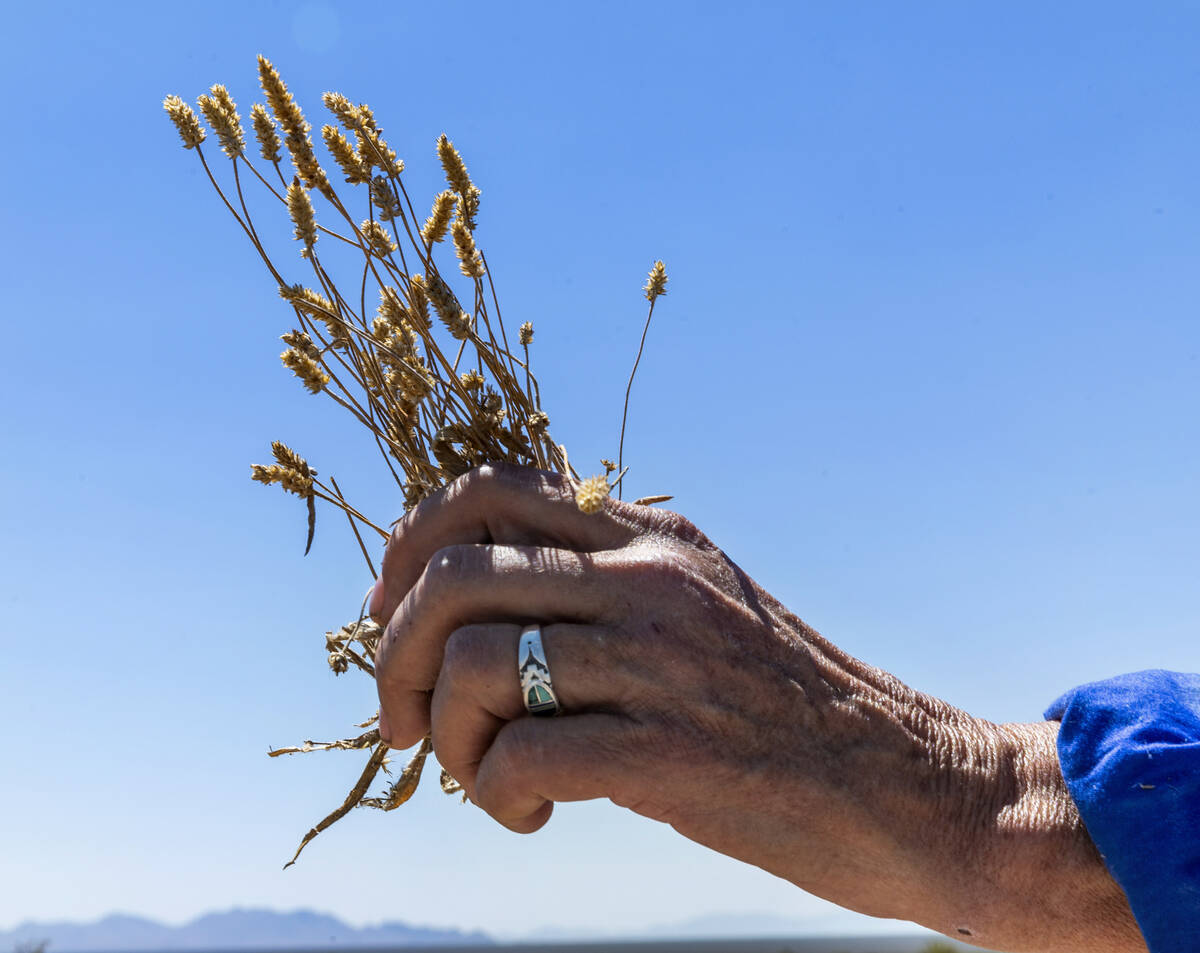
[{"xmin": 1045, "ymin": 670, "xmax": 1200, "ymax": 953}]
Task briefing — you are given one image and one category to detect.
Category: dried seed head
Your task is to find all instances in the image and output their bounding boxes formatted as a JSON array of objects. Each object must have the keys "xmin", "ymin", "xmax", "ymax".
[
  {"xmin": 271, "ymin": 441, "xmax": 311, "ymax": 473},
  {"xmin": 425, "ymin": 272, "xmax": 471, "ymax": 338},
  {"xmin": 527, "ymin": 410, "xmax": 549, "ymax": 431},
  {"xmin": 281, "ymin": 347, "xmax": 329, "ymax": 394},
  {"xmin": 257, "ymin": 55, "xmax": 304, "ymax": 136},
  {"xmin": 437, "ymin": 134, "xmax": 475, "ymax": 198},
  {"xmin": 519, "ymin": 321, "xmax": 534, "ymax": 345},
  {"xmin": 355, "ymin": 102, "xmax": 379, "ymax": 134},
  {"xmin": 601, "ymin": 458, "xmax": 617, "ymax": 474},
  {"xmin": 359, "ymin": 219, "xmax": 397, "ymax": 258},
  {"xmin": 450, "ymin": 217, "xmax": 485, "ymax": 279},
  {"xmin": 163, "ymin": 95, "xmax": 206, "ymax": 149},
  {"xmin": 286, "ymin": 178, "xmax": 318, "ymax": 257},
  {"xmin": 459, "ymin": 186, "xmax": 481, "ymax": 231},
  {"xmin": 447, "ymin": 310, "xmax": 473, "ymax": 339},
  {"xmin": 251, "ymin": 463, "xmax": 312, "ymax": 497},
  {"xmin": 196, "ymin": 87, "xmax": 245, "ymax": 158},
  {"xmin": 644, "ymin": 260, "xmax": 668, "ymax": 302},
  {"xmin": 482, "ymin": 390, "xmax": 503, "ymax": 415},
  {"xmin": 250, "ymin": 103, "xmax": 282, "ymax": 162},
  {"xmin": 374, "ymin": 314, "xmax": 420, "ymax": 369},
  {"xmin": 328, "ymin": 652, "xmax": 349, "ymax": 675},
  {"xmin": 323, "ymin": 125, "xmax": 371, "ymax": 184},
  {"xmin": 358, "ymin": 126, "xmax": 403, "ymax": 176},
  {"xmin": 421, "ymin": 190, "xmax": 455, "ymax": 244},
  {"xmin": 257, "ymin": 55, "xmax": 331, "ymax": 196},
  {"xmin": 322, "ymin": 95, "xmax": 399, "ymax": 172},
  {"xmin": 280, "ymin": 284, "xmax": 334, "ymax": 317},
  {"xmin": 280, "ymin": 284, "xmax": 348, "ymax": 347},
  {"xmin": 369, "ymin": 176, "xmax": 401, "ymax": 221},
  {"xmin": 387, "ymin": 326, "xmax": 420, "ymax": 365},
  {"xmin": 407, "ymin": 274, "xmax": 431, "ymax": 330},
  {"xmin": 460, "ymin": 369, "xmax": 485, "ymax": 391},
  {"xmin": 251, "ymin": 442, "xmax": 314, "ymax": 498},
  {"xmin": 396, "ymin": 362, "xmax": 434, "ymax": 403},
  {"xmin": 280, "ymin": 328, "xmax": 320, "ymax": 360},
  {"xmin": 575, "ymin": 474, "xmax": 611, "ymax": 515},
  {"xmin": 321, "ymin": 91, "xmax": 360, "ymax": 129},
  {"xmin": 472, "ymin": 390, "xmax": 508, "ymax": 442},
  {"xmin": 377, "ymin": 287, "xmax": 407, "ymax": 328}
]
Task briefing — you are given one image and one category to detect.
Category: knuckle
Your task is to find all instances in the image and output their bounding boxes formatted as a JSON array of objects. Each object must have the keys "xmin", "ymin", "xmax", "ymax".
[
  {"xmin": 640, "ymin": 544, "xmax": 696, "ymax": 587},
  {"xmin": 424, "ymin": 543, "xmax": 473, "ymax": 586},
  {"xmin": 649, "ymin": 508, "xmax": 714, "ymax": 550},
  {"xmin": 447, "ymin": 461, "xmax": 503, "ymax": 501}
]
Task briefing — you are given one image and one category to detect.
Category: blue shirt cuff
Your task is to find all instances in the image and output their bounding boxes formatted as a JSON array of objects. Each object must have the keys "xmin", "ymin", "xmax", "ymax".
[{"xmin": 1045, "ymin": 669, "xmax": 1200, "ymax": 953}]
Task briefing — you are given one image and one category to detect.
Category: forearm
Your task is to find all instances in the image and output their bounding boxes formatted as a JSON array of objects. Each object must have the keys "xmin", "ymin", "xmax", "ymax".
[{"xmin": 763, "ymin": 628, "xmax": 1146, "ymax": 952}]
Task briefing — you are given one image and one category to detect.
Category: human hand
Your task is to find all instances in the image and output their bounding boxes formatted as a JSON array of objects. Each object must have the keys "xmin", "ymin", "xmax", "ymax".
[{"xmin": 370, "ymin": 463, "xmax": 1143, "ymax": 953}]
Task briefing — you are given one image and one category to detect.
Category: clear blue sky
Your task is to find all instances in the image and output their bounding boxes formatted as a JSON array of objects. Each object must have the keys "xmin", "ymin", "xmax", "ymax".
[{"xmin": 2, "ymin": 0, "xmax": 1198, "ymax": 941}]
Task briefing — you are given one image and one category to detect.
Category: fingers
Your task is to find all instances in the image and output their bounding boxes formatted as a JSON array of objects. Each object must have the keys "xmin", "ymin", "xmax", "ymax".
[
  {"xmin": 369, "ymin": 463, "xmax": 645, "ymax": 627},
  {"xmin": 470, "ymin": 713, "xmax": 644, "ymax": 833},
  {"xmin": 430, "ymin": 622, "xmax": 629, "ymax": 794},
  {"xmin": 375, "ymin": 543, "xmax": 628, "ymax": 748}
]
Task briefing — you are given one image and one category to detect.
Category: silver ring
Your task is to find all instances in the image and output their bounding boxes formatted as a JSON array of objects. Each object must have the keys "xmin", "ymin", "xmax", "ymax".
[{"xmin": 518, "ymin": 624, "xmax": 561, "ymax": 716}]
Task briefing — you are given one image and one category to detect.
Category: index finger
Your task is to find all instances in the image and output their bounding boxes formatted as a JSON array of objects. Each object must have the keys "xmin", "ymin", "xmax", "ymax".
[{"xmin": 369, "ymin": 463, "xmax": 643, "ymax": 626}]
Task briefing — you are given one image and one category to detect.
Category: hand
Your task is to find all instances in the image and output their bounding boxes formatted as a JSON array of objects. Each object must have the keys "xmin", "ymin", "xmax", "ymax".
[{"xmin": 371, "ymin": 463, "xmax": 1144, "ymax": 953}]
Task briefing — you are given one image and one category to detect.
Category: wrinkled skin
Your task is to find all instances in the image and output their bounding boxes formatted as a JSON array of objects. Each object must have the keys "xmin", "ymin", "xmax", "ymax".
[{"xmin": 371, "ymin": 464, "xmax": 1145, "ymax": 953}]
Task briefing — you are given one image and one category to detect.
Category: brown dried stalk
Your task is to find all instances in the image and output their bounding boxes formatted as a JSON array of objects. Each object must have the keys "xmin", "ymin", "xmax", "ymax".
[{"xmin": 164, "ymin": 55, "xmax": 669, "ymax": 867}]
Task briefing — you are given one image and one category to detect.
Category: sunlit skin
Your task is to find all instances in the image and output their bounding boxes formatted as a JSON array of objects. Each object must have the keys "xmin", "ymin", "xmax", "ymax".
[{"xmin": 371, "ymin": 463, "xmax": 1146, "ymax": 953}]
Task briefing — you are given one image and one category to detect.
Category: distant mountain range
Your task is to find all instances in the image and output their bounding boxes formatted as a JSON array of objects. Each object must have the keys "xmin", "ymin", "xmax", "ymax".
[{"xmin": 0, "ymin": 909, "xmax": 492, "ymax": 952}]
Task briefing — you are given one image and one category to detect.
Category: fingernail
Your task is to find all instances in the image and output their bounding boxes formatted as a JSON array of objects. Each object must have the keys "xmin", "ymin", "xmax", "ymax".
[
  {"xmin": 369, "ymin": 576, "xmax": 385, "ymax": 617},
  {"xmin": 378, "ymin": 709, "xmax": 391, "ymax": 745}
]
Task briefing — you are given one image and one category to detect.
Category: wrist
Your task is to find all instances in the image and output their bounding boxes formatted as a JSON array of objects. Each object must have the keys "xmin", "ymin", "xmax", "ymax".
[{"xmin": 929, "ymin": 719, "xmax": 1144, "ymax": 952}]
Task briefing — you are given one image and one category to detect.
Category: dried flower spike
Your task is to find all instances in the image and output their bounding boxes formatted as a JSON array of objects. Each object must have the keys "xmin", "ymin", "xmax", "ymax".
[
  {"xmin": 287, "ymin": 178, "xmax": 318, "ymax": 257},
  {"xmin": 281, "ymin": 346, "xmax": 329, "ymax": 394},
  {"xmin": 358, "ymin": 126, "xmax": 404, "ymax": 177},
  {"xmin": 163, "ymin": 95, "xmax": 206, "ymax": 149},
  {"xmin": 321, "ymin": 91, "xmax": 361, "ymax": 130},
  {"xmin": 369, "ymin": 176, "xmax": 401, "ymax": 222},
  {"xmin": 280, "ymin": 284, "xmax": 348, "ymax": 347},
  {"xmin": 644, "ymin": 260, "xmax": 668, "ymax": 302},
  {"xmin": 257, "ymin": 54, "xmax": 331, "ymax": 196},
  {"xmin": 407, "ymin": 275, "xmax": 431, "ymax": 329},
  {"xmin": 451, "ymin": 217, "xmax": 485, "ymax": 279},
  {"xmin": 425, "ymin": 273, "xmax": 472, "ymax": 339},
  {"xmin": 519, "ymin": 322, "xmax": 534, "ymax": 345},
  {"xmin": 575, "ymin": 474, "xmax": 610, "ymax": 515},
  {"xmin": 422, "ymin": 190, "xmax": 455, "ymax": 244},
  {"xmin": 281, "ymin": 329, "xmax": 321, "ymax": 360},
  {"xmin": 323, "ymin": 125, "xmax": 371, "ymax": 184},
  {"xmin": 196, "ymin": 84, "xmax": 246, "ymax": 158},
  {"xmin": 437, "ymin": 134, "xmax": 475, "ymax": 197},
  {"xmin": 251, "ymin": 441, "xmax": 315, "ymax": 498},
  {"xmin": 250, "ymin": 103, "xmax": 282, "ymax": 162},
  {"xmin": 360, "ymin": 219, "xmax": 397, "ymax": 258}
]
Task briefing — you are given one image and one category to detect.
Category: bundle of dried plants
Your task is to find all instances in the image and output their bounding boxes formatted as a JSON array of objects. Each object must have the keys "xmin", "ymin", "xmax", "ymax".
[{"xmin": 164, "ymin": 55, "xmax": 669, "ymax": 867}]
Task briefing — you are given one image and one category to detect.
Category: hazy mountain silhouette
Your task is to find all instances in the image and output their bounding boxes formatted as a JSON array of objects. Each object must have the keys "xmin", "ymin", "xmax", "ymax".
[{"xmin": 0, "ymin": 908, "xmax": 492, "ymax": 951}]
